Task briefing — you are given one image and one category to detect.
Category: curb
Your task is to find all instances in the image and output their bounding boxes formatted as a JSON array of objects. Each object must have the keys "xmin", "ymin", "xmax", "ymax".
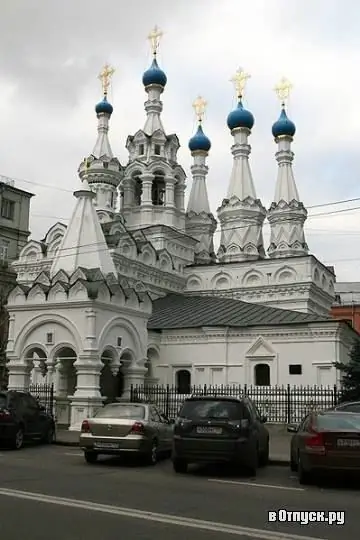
[
  {"xmin": 54, "ymin": 440, "xmax": 79, "ymax": 447},
  {"xmin": 53, "ymin": 439, "xmax": 290, "ymax": 466}
]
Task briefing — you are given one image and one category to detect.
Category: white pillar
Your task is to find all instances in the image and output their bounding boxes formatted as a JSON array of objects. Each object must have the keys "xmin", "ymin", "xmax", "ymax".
[
  {"xmin": 175, "ymin": 184, "xmax": 185, "ymax": 212},
  {"xmin": 140, "ymin": 173, "xmax": 154, "ymax": 205},
  {"xmin": 7, "ymin": 358, "xmax": 30, "ymax": 390},
  {"xmin": 69, "ymin": 355, "xmax": 104, "ymax": 431},
  {"xmin": 165, "ymin": 176, "xmax": 176, "ymax": 208},
  {"xmin": 122, "ymin": 359, "xmax": 147, "ymax": 399},
  {"xmin": 122, "ymin": 178, "xmax": 133, "ymax": 207}
]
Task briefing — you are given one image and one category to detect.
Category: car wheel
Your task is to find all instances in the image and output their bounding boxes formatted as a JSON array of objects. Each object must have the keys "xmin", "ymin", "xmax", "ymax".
[
  {"xmin": 298, "ymin": 454, "xmax": 311, "ymax": 485},
  {"xmin": 259, "ymin": 439, "xmax": 269, "ymax": 467},
  {"xmin": 84, "ymin": 451, "xmax": 98, "ymax": 464},
  {"xmin": 290, "ymin": 452, "xmax": 298, "ymax": 472},
  {"xmin": 173, "ymin": 458, "xmax": 188, "ymax": 474},
  {"xmin": 12, "ymin": 427, "xmax": 24, "ymax": 450},
  {"xmin": 146, "ymin": 440, "xmax": 158, "ymax": 466}
]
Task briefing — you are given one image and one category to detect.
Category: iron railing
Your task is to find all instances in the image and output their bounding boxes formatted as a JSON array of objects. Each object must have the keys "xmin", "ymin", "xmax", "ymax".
[{"xmin": 130, "ymin": 384, "xmax": 343, "ymax": 424}]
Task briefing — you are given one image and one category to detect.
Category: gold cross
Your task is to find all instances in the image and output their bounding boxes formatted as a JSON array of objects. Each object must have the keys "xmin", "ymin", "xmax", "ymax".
[
  {"xmin": 192, "ymin": 96, "xmax": 207, "ymax": 123},
  {"xmin": 98, "ymin": 64, "xmax": 115, "ymax": 96},
  {"xmin": 148, "ymin": 25, "xmax": 163, "ymax": 56},
  {"xmin": 274, "ymin": 77, "xmax": 293, "ymax": 105},
  {"xmin": 230, "ymin": 68, "xmax": 251, "ymax": 98}
]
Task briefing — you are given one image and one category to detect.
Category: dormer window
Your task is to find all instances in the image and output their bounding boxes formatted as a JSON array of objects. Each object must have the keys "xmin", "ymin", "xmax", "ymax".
[
  {"xmin": 139, "ymin": 144, "xmax": 145, "ymax": 155},
  {"xmin": 154, "ymin": 144, "xmax": 161, "ymax": 156}
]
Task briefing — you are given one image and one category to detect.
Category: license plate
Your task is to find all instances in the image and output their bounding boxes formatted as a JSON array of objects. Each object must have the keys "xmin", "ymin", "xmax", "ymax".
[
  {"xmin": 94, "ymin": 442, "xmax": 119, "ymax": 449},
  {"xmin": 336, "ymin": 439, "xmax": 360, "ymax": 448},
  {"xmin": 196, "ymin": 426, "xmax": 222, "ymax": 434}
]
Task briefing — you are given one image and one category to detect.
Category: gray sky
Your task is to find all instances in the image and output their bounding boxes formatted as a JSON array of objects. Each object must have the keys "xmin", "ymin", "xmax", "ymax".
[{"xmin": 1, "ymin": 0, "xmax": 360, "ymax": 280}]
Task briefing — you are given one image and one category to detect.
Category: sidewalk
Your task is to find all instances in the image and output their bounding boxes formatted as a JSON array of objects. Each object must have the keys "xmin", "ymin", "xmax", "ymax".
[{"xmin": 55, "ymin": 423, "xmax": 291, "ymax": 465}]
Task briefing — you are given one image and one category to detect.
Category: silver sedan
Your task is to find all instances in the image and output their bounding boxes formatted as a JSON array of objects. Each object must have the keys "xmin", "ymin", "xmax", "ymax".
[{"xmin": 79, "ymin": 402, "xmax": 174, "ymax": 465}]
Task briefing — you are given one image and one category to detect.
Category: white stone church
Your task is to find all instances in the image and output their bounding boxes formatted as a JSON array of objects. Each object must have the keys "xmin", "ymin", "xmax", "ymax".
[{"xmin": 5, "ymin": 29, "xmax": 356, "ymax": 429}]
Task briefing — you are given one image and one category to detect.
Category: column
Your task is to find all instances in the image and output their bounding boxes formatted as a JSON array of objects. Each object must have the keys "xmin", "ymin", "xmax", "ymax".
[
  {"xmin": 122, "ymin": 358, "xmax": 147, "ymax": 399},
  {"xmin": 54, "ymin": 358, "xmax": 70, "ymax": 426},
  {"xmin": 6, "ymin": 314, "xmax": 15, "ymax": 352},
  {"xmin": 69, "ymin": 355, "xmax": 104, "ymax": 431},
  {"xmin": 175, "ymin": 184, "xmax": 185, "ymax": 212},
  {"xmin": 45, "ymin": 359, "xmax": 56, "ymax": 385},
  {"xmin": 140, "ymin": 173, "xmax": 154, "ymax": 205},
  {"xmin": 7, "ymin": 357, "xmax": 31, "ymax": 390},
  {"xmin": 165, "ymin": 176, "xmax": 176, "ymax": 208},
  {"xmin": 122, "ymin": 178, "xmax": 133, "ymax": 207},
  {"xmin": 31, "ymin": 360, "xmax": 44, "ymax": 384}
]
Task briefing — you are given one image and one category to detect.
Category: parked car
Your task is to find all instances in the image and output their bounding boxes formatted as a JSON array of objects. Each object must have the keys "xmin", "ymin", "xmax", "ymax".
[
  {"xmin": 0, "ymin": 390, "xmax": 55, "ymax": 449},
  {"xmin": 333, "ymin": 401, "xmax": 360, "ymax": 413},
  {"xmin": 171, "ymin": 394, "xmax": 269, "ymax": 475},
  {"xmin": 79, "ymin": 402, "xmax": 174, "ymax": 464},
  {"xmin": 288, "ymin": 410, "xmax": 360, "ymax": 484}
]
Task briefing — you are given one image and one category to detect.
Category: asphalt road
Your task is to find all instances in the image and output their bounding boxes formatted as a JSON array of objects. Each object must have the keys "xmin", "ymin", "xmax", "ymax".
[{"xmin": 0, "ymin": 445, "xmax": 359, "ymax": 540}]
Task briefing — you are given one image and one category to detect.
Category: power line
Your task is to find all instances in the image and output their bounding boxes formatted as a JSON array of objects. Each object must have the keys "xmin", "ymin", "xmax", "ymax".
[
  {"xmin": 2, "ymin": 172, "xmax": 360, "ymax": 212},
  {"xmin": 1, "ymin": 204, "xmax": 360, "ymax": 265}
]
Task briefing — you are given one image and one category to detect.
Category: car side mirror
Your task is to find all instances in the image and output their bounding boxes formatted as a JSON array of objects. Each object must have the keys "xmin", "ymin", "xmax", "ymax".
[
  {"xmin": 260, "ymin": 415, "xmax": 267, "ymax": 423},
  {"xmin": 287, "ymin": 424, "xmax": 298, "ymax": 433}
]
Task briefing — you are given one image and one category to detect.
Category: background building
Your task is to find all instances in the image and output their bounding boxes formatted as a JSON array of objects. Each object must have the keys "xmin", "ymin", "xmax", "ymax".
[{"xmin": 0, "ymin": 178, "xmax": 34, "ymax": 386}]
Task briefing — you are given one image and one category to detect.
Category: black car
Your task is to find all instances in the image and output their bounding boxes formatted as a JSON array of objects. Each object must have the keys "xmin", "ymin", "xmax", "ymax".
[
  {"xmin": 333, "ymin": 401, "xmax": 360, "ymax": 413},
  {"xmin": 172, "ymin": 394, "xmax": 269, "ymax": 475},
  {"xmin": 0, "ymin": 390, "xmax": 55, "ymax": 449},
  {"xmin": 288, "ymin": 410, "xmax": 360, "ymax": 484}
]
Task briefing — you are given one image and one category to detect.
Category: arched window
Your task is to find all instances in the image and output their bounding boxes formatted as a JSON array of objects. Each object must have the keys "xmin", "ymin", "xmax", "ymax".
[
  {"xmin": 134, "ymin": 176, "xmax": 142, "ymax": 206},
  {"xmin": 152, "ymin": 172, "xmax": 165, "ymax": 206},
  {"xmin": 254, "ymin": 364, "xmax": 270, "ymax": 386},
  {"xmin": 176, "ymin": 369, "xmax": 191, "ymax": 394}
]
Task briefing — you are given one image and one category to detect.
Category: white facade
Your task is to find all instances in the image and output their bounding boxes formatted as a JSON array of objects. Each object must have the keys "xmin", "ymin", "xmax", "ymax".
[
  {"xmin": 184, "ymin": 255, "xmax": 335, "ymax": 316},
  {"xmin": 4, "ymin": 44, "xmax": 355, "ymax": 429},
  {"xmin": 148, "ymin": 322, "xmax": 353, "ymax": 388}
]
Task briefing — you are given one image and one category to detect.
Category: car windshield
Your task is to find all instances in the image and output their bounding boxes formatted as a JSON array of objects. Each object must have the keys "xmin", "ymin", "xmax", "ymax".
[
  {"xmin": 0, "ymin": 394, "xmax": 7, "ymax": 409},
  {"xmin": 179, "ymin": 399, "xmax": 244, "ymax": 420},
  {"xmin": 317, "ymin": 414, "xmax": 360, "ymax": 430},
  {"xmin": 95, "ymin": 404, "xmax": 146, "ymax": 419}
]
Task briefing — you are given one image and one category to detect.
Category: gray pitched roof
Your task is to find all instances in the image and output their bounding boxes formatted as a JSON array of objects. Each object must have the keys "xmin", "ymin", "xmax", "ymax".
[{"xmin": 148, "ymin": 294, "xmax": 331, "ymax": 330}]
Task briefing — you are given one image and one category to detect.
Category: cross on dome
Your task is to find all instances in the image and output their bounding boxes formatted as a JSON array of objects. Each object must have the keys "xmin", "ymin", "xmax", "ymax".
[
  {"xmin": 192, "ymin": 96, "xmax": 207, "ymax": 123},
  {"xmin": 148, "ymin": 25, "xmax": 163, "ymax": 56},
  {"xmin": 274, "ymin": 77, "xmax": 293, "ymax": 107},
  {"xmin": 230, "ymin": 68, "xmax": 251, "ymax": 99},
  {"xmin": 98, "ymin": 64, "xmax": 115, "ymax": 97}
]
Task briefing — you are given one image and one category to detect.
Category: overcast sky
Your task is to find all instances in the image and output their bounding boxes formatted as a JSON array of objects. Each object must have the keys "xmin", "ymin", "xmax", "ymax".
[{"xmin": 0, "ymin": 0, "xmax": 360, "ymax": 281}]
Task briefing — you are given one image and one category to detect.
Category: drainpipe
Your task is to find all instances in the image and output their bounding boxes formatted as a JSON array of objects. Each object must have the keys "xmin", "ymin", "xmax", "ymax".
[{"xmin": 224, "ymin": 327, "xmax": 230, "ymax": 385}]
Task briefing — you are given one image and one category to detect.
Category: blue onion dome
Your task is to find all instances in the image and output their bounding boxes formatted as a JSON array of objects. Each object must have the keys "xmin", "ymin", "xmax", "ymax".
[
  {"xmin": 95, "ymin": 95, "xmax": 113, "ymax": 115},
  {"xmin": 188, "ymin": 124, "xmax": 211, "ymax": 152},
  {"xmin": 142, "ymin": 57, "xmax": 167, "ymax": 88},
  {"xmin": 227, "ymin": 99, "xmax": 254, "ymax": 131},
  {"xmin": 272, "ymin": 108, "xmax": 296, "ymax": 138}
]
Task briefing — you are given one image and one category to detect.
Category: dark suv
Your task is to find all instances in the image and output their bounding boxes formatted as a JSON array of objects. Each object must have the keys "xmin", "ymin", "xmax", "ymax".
[
  {"xmin": 172, "ymin": 394, "xmax": 269, "ymax": 475},
  {"xmin": 0, "ymin": 390, "xmax": 55, "ymax": 449}
]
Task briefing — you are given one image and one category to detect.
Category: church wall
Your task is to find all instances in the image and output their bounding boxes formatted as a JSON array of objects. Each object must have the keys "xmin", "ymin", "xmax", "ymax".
[
  {"xmin": 151, "ymin": 321, "xmax": 353, "ymax": 388},
  {"xmin": 7, "ymin": 305, "xmax": 87, "ymax": 360},
  {"xmin": 184, "ymin": 255, "xmax": 335, "ymax": 316},
  {"xmin": 95, "ymin": 305, "xmax": 149, "ymax": 360}
]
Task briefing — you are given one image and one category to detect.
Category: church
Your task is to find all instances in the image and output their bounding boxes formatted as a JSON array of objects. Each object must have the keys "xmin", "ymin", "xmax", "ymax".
[{"xmin": 5, "ymin": 28, "xmax": 356, "ymax": 430}]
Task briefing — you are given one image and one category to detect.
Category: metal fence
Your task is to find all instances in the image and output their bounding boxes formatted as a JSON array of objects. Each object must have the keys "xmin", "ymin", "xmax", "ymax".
[
  {"xmin": 0, "ymin": 382, "xmax": 55, "ymax": 417},
  {"xmin": 130, "ymin": 384, "xmax": 343, "ymax": 424}
]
